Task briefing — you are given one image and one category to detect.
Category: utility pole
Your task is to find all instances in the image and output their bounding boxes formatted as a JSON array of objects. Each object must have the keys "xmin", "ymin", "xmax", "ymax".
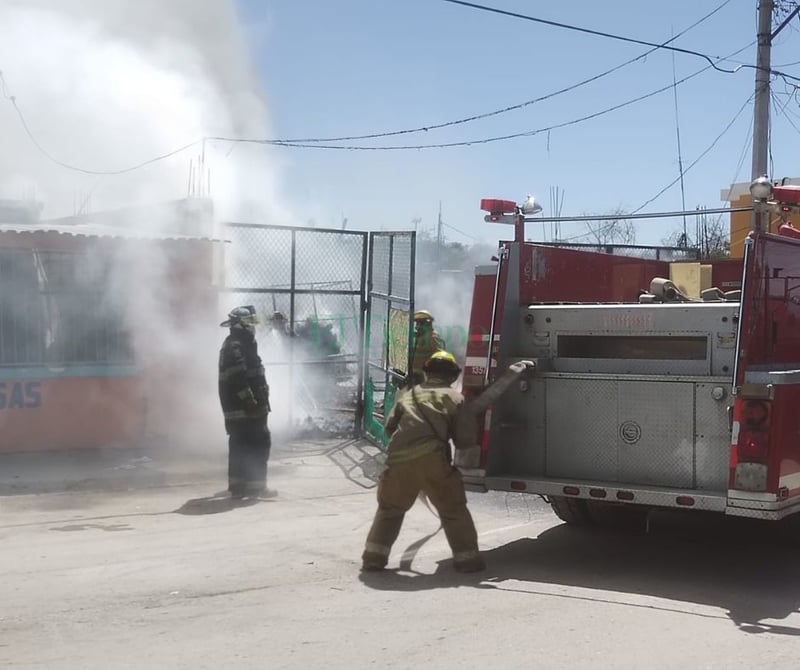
[
  {"xmin": 749, "ymin": 1, "xmax": 800, "ymax": 231},
  {"xmin": 751, "ymin": 0, "xmax": 773, "ymax": 183}
]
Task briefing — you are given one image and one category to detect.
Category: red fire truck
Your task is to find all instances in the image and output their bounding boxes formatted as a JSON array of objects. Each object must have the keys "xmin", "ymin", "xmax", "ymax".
[{"xmin": 460, "ymin": 181, "xmax": 800, "ymax": 527}]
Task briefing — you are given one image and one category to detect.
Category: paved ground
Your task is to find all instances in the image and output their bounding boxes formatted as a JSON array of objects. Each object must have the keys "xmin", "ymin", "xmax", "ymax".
[{"xmin": 2, "ymin": 440, "xmax": 800, "ymax": 669}]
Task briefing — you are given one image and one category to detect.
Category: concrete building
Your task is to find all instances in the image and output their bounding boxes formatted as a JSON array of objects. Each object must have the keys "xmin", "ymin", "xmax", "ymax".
[
  {"xmin": 0, "ymin": 198, "xmax": 222, "ymax": 453},
  {"xmin": 721, "ymin": 178, "xmax": 800, "ymax": 258}
]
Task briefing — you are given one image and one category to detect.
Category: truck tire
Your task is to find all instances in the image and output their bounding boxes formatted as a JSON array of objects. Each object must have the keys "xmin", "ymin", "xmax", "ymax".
[
  {"xmin": 549, "ymin": 496, "xmax": 593, "ymax": 526},
  {"xmin": 586, "ymin": 501, "xmax": 649, "ymax": 531}
]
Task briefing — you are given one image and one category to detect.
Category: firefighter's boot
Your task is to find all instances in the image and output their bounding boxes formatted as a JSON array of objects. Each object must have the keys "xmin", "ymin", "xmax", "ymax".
[
  {"xmin": 361, "ymin": 551, "xmax": 387, "ymax": 571},
  {"xmin": 453, "ymin": 555, "xmax": 486, "ymax": 573}
]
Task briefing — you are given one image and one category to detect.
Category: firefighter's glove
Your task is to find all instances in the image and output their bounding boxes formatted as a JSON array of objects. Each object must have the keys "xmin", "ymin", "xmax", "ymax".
[{"xmin": 509, "ymin": 360, "xmax": 536, "ymax": 375}]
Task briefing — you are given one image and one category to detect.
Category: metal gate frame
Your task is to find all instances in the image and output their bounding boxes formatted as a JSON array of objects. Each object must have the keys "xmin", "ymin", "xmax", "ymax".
[
  {"xmin": 220, "ymin": 222, "xmax": 369, "ymax": 435},
  {"xmin": 362, "ymin": 231, "xmax": 416, "ymax": 446},
  {"xmin": 219, "ymin": 223, "xmax": 415, "ymax": 443}
]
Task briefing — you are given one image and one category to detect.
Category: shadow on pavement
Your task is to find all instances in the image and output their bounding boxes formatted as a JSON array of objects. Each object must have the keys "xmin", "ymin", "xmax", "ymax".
[
  {"xmin": 359, "ymin": 510, "xmax": 800, "ymax": 636},
  {"xmin": 173, "ymin": 493, "xmax": 261, "ymax": 516}
]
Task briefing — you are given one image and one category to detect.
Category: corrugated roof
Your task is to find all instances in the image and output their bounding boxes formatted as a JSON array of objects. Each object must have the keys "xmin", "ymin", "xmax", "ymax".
[{"xmin": 0, "ymin": 223, "xmax": 227, "ymax": 243}]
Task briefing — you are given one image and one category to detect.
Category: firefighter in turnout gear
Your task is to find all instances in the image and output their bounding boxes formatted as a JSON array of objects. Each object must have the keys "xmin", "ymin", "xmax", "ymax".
[
  {"xmin": 269, "ymin": 311, "xmax": 291, "ymax": 337},
  {"xmin": 362, "ymin": 350, "xmax": 486, "ymax": 573},
  {"xmin": 409, "ymin": 309, "xmax": 445, "ymax": 386},
  {"xmin": 218, "ymin": 305, "xmax": 273, "ymax": 499}
]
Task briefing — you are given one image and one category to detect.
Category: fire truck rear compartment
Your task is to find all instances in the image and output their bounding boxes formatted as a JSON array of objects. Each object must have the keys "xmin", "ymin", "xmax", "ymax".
[{"xmin": 486, "ymin": 303, "xmax": 737, "ymax": 496}]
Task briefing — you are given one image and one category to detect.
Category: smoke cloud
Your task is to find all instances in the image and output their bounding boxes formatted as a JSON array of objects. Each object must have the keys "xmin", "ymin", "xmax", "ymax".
[
  {"xmin": 0, "ymin": 0, "xmax": 297, "ymax": 454},
  {"xmin": 0, "ymin": 1, "xmax": 496, "ymax": 458},
  {"xmin": 0, "ymin": 0, "xmax": 287, "ymax": 223}
]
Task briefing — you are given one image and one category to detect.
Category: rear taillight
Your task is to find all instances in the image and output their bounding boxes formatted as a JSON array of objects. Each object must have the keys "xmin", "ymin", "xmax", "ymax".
[
  {"xmin": 730, "ymin": 394, "xmax": 773, "ymax": 492},
  {"xmin": 735, "ymin": 399, "xmax": 771, "ymax": 464}
]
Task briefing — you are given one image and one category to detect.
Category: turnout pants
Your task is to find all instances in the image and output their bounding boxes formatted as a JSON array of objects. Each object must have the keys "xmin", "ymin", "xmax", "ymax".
[
  {"xmin": 362, "ymin": 451, "xmax": 480, "ymax": 568},
  {"xmin": 226, "ymin": 417, "xmax": 271, "ymax": 496}
]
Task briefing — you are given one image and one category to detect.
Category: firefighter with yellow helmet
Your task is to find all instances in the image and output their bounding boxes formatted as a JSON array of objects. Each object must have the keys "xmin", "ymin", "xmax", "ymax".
[
  {"xmin": 362, "ymin": 349, "xmax": 485, "ymax": 573},
  {"xmin": 409, "ymin": 309, "xmax": 445, "ymax": 386}
]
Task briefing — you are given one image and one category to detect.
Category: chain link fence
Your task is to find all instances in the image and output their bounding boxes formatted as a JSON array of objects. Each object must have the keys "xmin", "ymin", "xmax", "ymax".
[
  {"xmin": 363, "ymin": 231, "xmax": 416, "ymax": 446},
  {"xmin": 538, "ymin": 242, "xmax": 700, "ymax": 262},
  {"xmin": 220, "ymin": 223, "xmax": 368, "ymax": 437}
]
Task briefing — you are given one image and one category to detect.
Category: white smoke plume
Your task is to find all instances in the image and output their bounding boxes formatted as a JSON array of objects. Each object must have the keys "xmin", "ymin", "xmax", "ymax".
[
  {"xmin": 0, "ymin": 1, "xmax": 297, "ymax": 454},
  {"xmin": 0, "ymin": 0, "xmax": 287, "ymax": 222},
  {"xmin": 415, "ymin": 242, "xmax": 497, "ymax": 362}
]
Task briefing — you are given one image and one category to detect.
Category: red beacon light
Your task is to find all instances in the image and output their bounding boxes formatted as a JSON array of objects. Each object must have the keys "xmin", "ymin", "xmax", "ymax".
[
  {"xmin": 480, "ymin": 195, "xmax": 542, "ymax": 239},
  {"xmin": 480, "ymin": 198, "xmax": 517, "ymax": 215},
  {"xmin": 773, "ymin": 184, "xmax": 800, "ymax": 207}
]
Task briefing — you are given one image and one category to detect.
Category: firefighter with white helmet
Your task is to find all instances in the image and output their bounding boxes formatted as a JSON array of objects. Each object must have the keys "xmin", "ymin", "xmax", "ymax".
[
  {"xmin": 362, "ymin": 350, "xmax": 485, "ymax": 573},
  {"xmin": 218, "ymin": 305, "xmax": 274, "ymax": 498},
  {"xmin": 409, "ymin": 309, "xmax": 445, "ymax": 386}
]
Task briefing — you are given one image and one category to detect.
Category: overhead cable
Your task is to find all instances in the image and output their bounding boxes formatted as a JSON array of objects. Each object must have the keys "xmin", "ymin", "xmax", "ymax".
[
  {"xmin": 211, "ymin": 43, "xmax": 755, "ymax": 151},
  {"xmin": 0, "ymin": 71, "xmax": 201, "ymax": 176},
  {"xmin": 439, "ymin": 0, "xmax": 800, "ymax": 85},
  {"xmin": 632, "ymin": 93, "xmax": 755, "ymax": 213},
  {"xmin": 270, "ymin": 0, "xmax": 735, "ymax": 143}
]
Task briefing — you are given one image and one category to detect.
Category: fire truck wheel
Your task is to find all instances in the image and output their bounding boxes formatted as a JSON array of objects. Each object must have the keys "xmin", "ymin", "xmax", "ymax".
[
  {"xmin": 586, "ymin": 501, "xmax": 649, "ymax": 531},
  {"xmin": 549, "ymin": 496, "xmax": 593, "ymax": 526}
]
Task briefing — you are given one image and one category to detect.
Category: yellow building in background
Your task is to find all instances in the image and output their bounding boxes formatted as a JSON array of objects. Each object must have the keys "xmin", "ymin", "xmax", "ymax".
[{"xmin": 722, "ymin": 179, "xmax": 800, "ymax": 258}]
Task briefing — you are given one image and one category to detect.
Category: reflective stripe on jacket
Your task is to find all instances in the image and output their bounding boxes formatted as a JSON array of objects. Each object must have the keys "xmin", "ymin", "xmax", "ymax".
[{"xmin": 218, "ymin": 329, "xmax": 270, "ymax": 422}]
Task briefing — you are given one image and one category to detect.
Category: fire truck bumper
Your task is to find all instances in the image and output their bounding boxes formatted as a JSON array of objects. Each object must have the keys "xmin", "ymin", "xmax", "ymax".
[
  {"xmin": 725, "ymin": 490, "xmax": 800, "ymax": 520},
  {"xmin": 480, "ymin": 476, "xmax": 728, "ymax": 512},
  {"xmin": 471, "ymin": 476, "xmax": 800, "ymax": 520}
]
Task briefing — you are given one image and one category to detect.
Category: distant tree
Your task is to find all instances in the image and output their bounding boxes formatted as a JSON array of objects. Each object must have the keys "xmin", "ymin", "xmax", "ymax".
[
  {"xmin": 662, "ymin": 209, "xmax": 730, "ymax": 259},
  {"xmin": 582, "ymin": 207, "xmax": 636, "ymax": 246}
]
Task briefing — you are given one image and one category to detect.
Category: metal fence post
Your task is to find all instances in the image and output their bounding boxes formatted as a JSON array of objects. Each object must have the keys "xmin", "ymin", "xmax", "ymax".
[
  {"xmin": 289, "ymin": 228, "xmax": 296, "ymax": 429},
  {"xmin": 386, "ymin": 235, "xmax": 395, "ymax": 396},
  {"xmin": 407, "ymin": 233, "xmax": 416, "ymax": 378},
  {"xmin": 355, "ymin": 233, "xmax": 369, "ymax": 438}
]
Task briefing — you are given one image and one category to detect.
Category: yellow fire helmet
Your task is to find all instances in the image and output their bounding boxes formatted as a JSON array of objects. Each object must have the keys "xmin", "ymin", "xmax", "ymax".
[
  {"xmin": 423, "ymin": 350, "xmax": 460, "ymax": 374},
  {"xmin": 414, "ymin": 309, "xmax": 434, "ymax": 322}
]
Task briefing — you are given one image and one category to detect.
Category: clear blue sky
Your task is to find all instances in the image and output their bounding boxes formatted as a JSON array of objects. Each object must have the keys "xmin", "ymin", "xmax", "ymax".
[{"xmin": 234, "ymin": 0, "xmax": 800, "ymax": 246}]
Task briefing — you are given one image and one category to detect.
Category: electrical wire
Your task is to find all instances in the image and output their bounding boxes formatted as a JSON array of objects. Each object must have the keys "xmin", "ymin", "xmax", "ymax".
[
  {"xmin": 212, "ymin": 42, "xmax": 755, "ymax": 151},
  {"xmin": 721, "ymin": 115, "xmax": 754, "ymax": 204},
  {"xmin": 0, "ymin": 71, "xmax": 201, "ymax": 176},
  {"xmin": 439, "ymin": 0, "xmax": 800, "ymax": 85},
  {"xmin": 773, "ymin": 89, "xmax": 800, "ymax": 136},
  {"xmin": 257, "ymin": 0, "xmax": 735, "ymax": 144},
  {"xmin": 0, "ymin": 2, "xmax": 738, "ymax": 173},
  {"xmin": 441, "ymin": 221, "xmax": 482, "ymax": 242},
  {"xmin": 769, "ymin": 95, "xmax": 775, "ymax": 179},
  {"xmin": 632, "ymin": 93, "xmax": 755, "ymax": 213}
]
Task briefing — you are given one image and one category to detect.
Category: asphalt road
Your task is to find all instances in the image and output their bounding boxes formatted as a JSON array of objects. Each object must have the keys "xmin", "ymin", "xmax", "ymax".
[{"xmin": 2, "ymin": 439, "xmax": 800, "ymax": 669}]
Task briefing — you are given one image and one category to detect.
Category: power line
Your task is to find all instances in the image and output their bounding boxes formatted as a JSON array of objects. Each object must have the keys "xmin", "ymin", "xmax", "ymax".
[
  {"xmin": 631, "ymin": 93, "xmax": 755, "ymax": 213},
  {"xmin": 0, "ymin": 71, "xmax": 201, "ymax": 176},
  {"xmin": 441, "ymin": 221, "xmax": 482, "ymax": 242},
  {"xmin": 721, "ymin": 113, "xmax": 755, "ymax": 204},
  {"xmin": 271, "ymin": 0, "xmax": 735, "ymax": 143},
  {"xmin": 773, "ymin": 89, "xmax": 800, "ymax": 136},
  {"xmin": 553, "ymin": 206, "xmax": 752, "ymax": 243},
  {"xmin": 3, "ymin": 41, "xmax": 750, "ymax": 170},
  {"xmin": 212, "ymin": 42, "xmax": 754, "ymax": 151},
  {"xmin": 0, "ymin": 2, "xmax": 738, "ymax": 176},
  {"xmin": 439, "ymin": 0, "xmax": 800, "ymax": 85},
  {"xmin": 532, "ymin": 206, "xmax": 751, "ymax": 224}
]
